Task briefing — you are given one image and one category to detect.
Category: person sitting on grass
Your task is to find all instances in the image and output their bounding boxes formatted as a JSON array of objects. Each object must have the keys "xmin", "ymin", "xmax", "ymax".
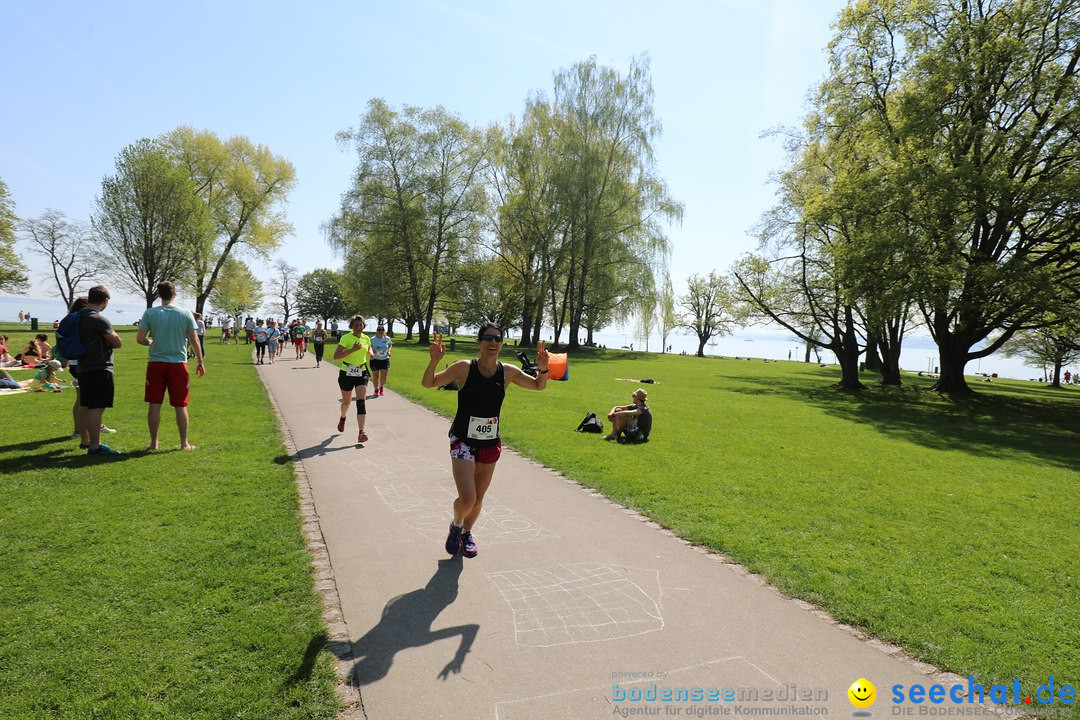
[
  {"xmin": 604, "ymin": 388, "xmax": 652, "ymax": 443},
  {"xmin": 30, "ymin": 359, "xmax": 67, "ymax": 391}
]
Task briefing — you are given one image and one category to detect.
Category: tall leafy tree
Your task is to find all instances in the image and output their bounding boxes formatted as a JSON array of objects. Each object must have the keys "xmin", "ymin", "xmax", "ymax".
[
  {"xmin": 824, "ymin": 0, "xmax": 1080, "ymax": 393},
  {"xmin": 680, "ymin": 272, "xmax": 735, "ymax": 357},
  {"xmin": 487, "ymin": 103, "xmax": 565, "ymax": 345},
  {"xmin": 296, "ymin": 268, "xmax": 347, "ymax": 324},
  {"xmin": 1001, "ymin": 312, "xmax": 1080, "ymax": 387},
  {"xmin": 332, "ymin": 100, "xmax": 487, "ymax": 344},
  {"xmin": 734, "ymin": 139, "xmax": 870, "ymax": 390},
  {"xmin": 20, "ymin": 209, "xmax": 100, "ymax": 309},
  {"xmin": 92, "ymin": 139, "xmax": 210, "ymax": 308},
  {"xmin": 0, "ymin": 177, "xmax": 29, "ymax": 294},
  {"xmin": 165, "ymin": 127, "xmax": 296, "ymax": 314},
  {"xmin": 208, "ymin": 257, "xmax": 263, "ymax": 316}
]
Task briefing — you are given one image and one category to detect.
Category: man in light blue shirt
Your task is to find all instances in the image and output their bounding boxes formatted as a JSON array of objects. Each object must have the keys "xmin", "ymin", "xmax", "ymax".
[{"xmin": 136, "ymin": 281, "xmax": 205, "ymax": 450}]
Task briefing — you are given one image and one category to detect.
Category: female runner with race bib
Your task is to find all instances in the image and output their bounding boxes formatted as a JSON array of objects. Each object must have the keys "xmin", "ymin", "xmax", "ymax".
[{"xmin": 421, "ymin": 323, "xmax": 549, "ymax": 558}]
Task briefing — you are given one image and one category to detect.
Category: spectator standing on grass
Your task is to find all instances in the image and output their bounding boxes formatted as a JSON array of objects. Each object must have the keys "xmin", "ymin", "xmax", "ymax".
[
  {"xmin": 244, "ymin": 316, "xmax": 255, "ymax": 344},
  {"xmin": 136, "ymin": 281, "xmax": 205, "ymax": 451},
  {"xmin": 220, "ymin": 315, "xmax": 233, "ymax": 344},
  {"xmin": 193, "ymin": 312, "xmax": 206, "ymax": 355},
  {"xmin": 78, "ymin": 285, "xmax": 123, "ymax": 456}
]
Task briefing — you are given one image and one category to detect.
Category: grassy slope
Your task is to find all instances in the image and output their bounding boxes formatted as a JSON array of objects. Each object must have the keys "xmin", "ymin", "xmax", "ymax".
[
  {"xmin": 386, "ymin": 337, "xmax": 1078, "ymax": 694},
  {"xmin": 0, "ymin": 324, "xmax": 339, "ymax": 719}
]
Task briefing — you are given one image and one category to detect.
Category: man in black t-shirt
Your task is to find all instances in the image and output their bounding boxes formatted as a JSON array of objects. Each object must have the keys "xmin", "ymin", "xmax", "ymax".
[
  {"xmin": 605, "ymin": 388, "xmax": 652, "ymax": 442},
  {"xmin": 79, "ymin": 285, "xmax": 123, "ymax": 455}
]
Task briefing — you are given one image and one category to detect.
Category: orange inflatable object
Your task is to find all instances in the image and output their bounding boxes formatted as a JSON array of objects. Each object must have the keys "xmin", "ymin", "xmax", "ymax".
[{"xmin": 547, "ymin": 352, "xmax": 568, "ymax": 381}]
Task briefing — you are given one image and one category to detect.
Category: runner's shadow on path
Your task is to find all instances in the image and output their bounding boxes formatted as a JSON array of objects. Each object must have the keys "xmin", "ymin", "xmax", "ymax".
[
  {"xmin": 348, "ymin": 559, "xmax": 478, "ymax": 685},
  {"xmin": 274, "ymin": 437, "xmax": 356, "ymax": 464}
]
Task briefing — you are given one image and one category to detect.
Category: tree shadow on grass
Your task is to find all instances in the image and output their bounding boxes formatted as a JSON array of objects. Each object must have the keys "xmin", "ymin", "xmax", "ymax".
[
  {"xmin": 722, "ymin": 374, "xmax": 1080, "ymax": 472},
  {"xmin": 0, "ymin": 446, "xmax": 151, "ymax": 475},
  {"xmin": 347, "ymin": 559, "xmax": 477, "ymax": 686},
  {"xmin": 0, "ymin": 435, "xmax": 71, "ymax": 454}
]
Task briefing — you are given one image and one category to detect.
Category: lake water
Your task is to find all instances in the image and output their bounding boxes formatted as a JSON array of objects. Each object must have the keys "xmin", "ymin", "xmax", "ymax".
[{"xmin": 3, "ymin": 294, "xmax": 1061, "ymax": 381}]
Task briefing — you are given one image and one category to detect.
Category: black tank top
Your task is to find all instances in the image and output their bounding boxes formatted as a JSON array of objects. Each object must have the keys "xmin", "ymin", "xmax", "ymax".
[{"xmin": 450, "ymin": 360, "xmax": 506, "ymax": 448}]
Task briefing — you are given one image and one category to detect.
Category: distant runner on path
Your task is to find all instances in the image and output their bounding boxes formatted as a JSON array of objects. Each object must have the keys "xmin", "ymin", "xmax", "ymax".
[
  {"xmin": 421, "ymin": 324, "xmax": 549, "ymax": 558},
  {"xmin": 333, "ymin": 315, "xmax": 373, "ymax": 443},
  {"xmin": 311, "ymin": 321, "xmax": 328, "ymax": 368},
  {"xmin": 369, "ymin": 324, "xmax": 392, "ymax": 396}
]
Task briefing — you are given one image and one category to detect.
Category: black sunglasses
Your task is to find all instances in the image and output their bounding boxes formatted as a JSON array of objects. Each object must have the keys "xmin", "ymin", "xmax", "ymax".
[{"xmin": 479, "ymin": 334, "xmax": 503, "ymax": 342}]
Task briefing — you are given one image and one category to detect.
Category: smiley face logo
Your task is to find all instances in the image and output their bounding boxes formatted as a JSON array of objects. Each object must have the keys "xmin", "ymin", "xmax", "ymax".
[{"xmin": 848, "ymin": 679, "xmax": 876, "ymax": 708}]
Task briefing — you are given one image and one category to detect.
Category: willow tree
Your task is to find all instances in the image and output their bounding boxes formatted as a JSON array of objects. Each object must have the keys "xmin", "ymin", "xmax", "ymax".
[{"xmin": 550, "ymin": 56, "xmax": 681, "ymax": 350}]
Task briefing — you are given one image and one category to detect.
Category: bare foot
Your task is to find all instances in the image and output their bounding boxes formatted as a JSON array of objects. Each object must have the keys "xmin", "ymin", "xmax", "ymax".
[
  {"xmin": 147, "ymin": 442, "xmax": 159, "ymax": 450},
  {"xmin": 180, "ymin": 444, "xmax": 197, "ymax": 451}
]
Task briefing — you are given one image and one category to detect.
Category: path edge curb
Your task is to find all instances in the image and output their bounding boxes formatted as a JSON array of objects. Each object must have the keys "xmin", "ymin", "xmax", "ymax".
[{"xmin": 258, "ymin": 369, "xmax": 367, "ymax": 720}]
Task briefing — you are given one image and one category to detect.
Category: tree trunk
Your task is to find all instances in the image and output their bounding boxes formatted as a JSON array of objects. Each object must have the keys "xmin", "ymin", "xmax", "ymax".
[
  {"xmin": 931, "ymin": 345, "xmax": 972, "ymax": 394},
  {"xmin": 696, "ymin": 334, "xmax": 708, "ymax": 357},
  {"xmin": 1051, "ymin": 360, "xmax": 1063, "ymax": 388},
  {"xmin": 804, "ymin": 343, "xmax": 813, "ymax": 363},
  {"xmin": 864, "ymin": 334, "xmax": 882, "ymax": 372},
  {"xmin": 520, "ymin": 304, "xmax": 534, "ymax": 346},
  {"xmin": 880, "ymin": 344, "xmax": 902, "ymax": 386}
]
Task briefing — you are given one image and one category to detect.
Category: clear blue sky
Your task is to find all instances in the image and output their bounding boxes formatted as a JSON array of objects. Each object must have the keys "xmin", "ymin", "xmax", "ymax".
[{"xmin": 2, "ymin": 0, "xmax": 848, "ymax": 308}]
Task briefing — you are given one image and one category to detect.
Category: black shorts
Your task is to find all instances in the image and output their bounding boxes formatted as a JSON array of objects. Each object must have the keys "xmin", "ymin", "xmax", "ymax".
[
  {"xmin": 338, "ymin": 369, "xmax": 369, "ymax": 391},
  {"xmin": 370, "ymin": 358, "xmax": 390, "ymax": 371},
  {"xmin": 78, "ymin": 370, "xmax": 114, "ymax": 409},
  {"xmin": 68, "ymin": 363, "xmax": 79, "ymax": 380}
]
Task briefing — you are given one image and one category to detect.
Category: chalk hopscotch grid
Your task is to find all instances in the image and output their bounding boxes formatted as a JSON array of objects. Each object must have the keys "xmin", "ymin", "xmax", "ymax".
[
  {"xmin": 374, "ymin": 481, "xmax": 558, "ymax": 545},
  {"xmin": 488, "ymin": 562, "xmax": 664, "ymax": 647}
]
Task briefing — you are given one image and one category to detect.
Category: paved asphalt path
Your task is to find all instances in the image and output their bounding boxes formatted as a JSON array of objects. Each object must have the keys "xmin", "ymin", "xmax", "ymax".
[{"xmin": 257, "ymin": 352, "xmax": 954, "ymax": 720}]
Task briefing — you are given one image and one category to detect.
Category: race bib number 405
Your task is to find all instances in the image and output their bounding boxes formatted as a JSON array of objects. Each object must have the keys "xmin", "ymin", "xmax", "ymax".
[{"xmin": 467, "ymin": 415, "xmax": 499, "ymax": 441}]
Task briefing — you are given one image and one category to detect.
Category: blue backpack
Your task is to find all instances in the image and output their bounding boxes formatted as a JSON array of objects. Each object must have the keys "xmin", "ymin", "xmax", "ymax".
[{"xmin": 55, "ymin": 309, "xmax": 94, "ymax": 361}]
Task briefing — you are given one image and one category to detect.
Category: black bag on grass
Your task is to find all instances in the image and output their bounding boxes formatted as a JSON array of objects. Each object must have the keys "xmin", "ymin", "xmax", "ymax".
[{"xmin": 576, "ymin": 412, "xmax": 604, "ymax": 434}]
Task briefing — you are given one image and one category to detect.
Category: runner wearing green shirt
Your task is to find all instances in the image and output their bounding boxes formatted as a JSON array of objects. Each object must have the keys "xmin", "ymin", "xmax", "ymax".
[{"xmin": 333, "ymin": 315, "xmax": 374, "ymax": 443}]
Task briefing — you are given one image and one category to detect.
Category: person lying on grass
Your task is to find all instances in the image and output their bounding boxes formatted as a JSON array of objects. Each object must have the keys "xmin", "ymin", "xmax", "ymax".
[{"xmin": 604, "ymin": 387, "xmax": 652, "ymax": 443}]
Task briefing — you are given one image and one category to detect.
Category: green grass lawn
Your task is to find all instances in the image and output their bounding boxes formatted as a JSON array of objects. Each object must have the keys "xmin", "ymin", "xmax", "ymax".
[
  {"xmin": 386, "ymin": 335, "xmax": 1079, "ymax": 698},
  {"xmin": 0, "ymin": 323, "xmax": 340, "ymax": 719}
]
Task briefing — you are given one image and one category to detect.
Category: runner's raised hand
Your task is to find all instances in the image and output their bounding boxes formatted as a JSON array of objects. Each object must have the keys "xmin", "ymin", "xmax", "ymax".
[
  {"xmin": 535, "ymin": 340, "xmax": 549, "ymax": 371},
  {"xmin": 430, "ymin": 333, "xmax": 446, "ymax": 362}
]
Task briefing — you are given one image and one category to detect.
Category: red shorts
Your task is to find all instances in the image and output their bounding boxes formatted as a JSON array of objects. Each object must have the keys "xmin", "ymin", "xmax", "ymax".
[
  {"xmin": 145, "ymin": 362, "xmax": 190, "ymax": 407},
  {"xmin": 293, "ymin": 337, "xmax": 305, "ymax": 347}
]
